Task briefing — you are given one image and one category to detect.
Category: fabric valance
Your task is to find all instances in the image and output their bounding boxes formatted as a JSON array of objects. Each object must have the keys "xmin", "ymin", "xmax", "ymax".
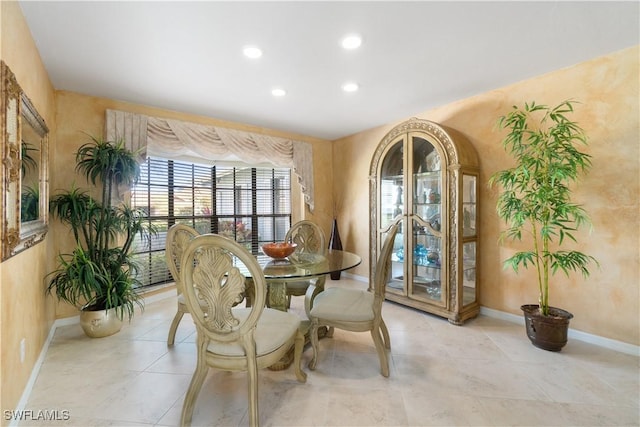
[{"xmin": 105, "ymin": 109, "xmax": 314, "ymax": 211}]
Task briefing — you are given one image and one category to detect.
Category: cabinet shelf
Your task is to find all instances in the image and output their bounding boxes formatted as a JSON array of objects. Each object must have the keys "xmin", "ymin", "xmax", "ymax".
[
  {"xmin": 392, "ymin": 256, "xmax": 441, "ymax": 266},
  {"xmin": 414, "ymin": 170, "xmax": 441, "ymax": 177},
  {"xmin": 413, "ymin": 281, "xmax": 442, "ymax": 300}
]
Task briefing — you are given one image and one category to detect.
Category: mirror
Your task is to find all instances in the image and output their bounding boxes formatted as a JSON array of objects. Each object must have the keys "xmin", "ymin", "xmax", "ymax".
[{"xmin": 1, "ymin": 60, "xmax": 49, "ymax": 260}]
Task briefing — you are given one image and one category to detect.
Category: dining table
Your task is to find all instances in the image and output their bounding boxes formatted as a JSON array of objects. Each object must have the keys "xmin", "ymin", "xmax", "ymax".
[
  {"xmin": 257, "ymin": 249, "xmax": 362, "ymax": 312},
  {"xmin": 230, "ymin": 248, "xmax": 362, "ymax": 310}
]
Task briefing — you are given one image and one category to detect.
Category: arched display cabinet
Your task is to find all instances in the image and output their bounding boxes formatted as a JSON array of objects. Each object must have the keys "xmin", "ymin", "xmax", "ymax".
[{"xmin": 369, "ymin": 118, "xmax": 479, "ymax": 325}]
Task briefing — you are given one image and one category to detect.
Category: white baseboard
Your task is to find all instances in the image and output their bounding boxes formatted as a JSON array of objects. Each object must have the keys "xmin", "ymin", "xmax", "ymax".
[
  {"xmin": 10, "ymin": 317, "xmax": 64, "ymax": 427},
  {"xmin": 338, "ymin": 275, "xmax": 639, "ymax": 356},
  {"xmin": 52, "ymin": 315, "xmax": 80, "ymax": 328},
  {"xmin": 479, "ymin": 306, "xmax": 525, "ymax": 325},
  {"xmin": 342, "ymin": 272, "xmax": 368, "ymax": 283},
  {"xmin": 142, "ymin": 287, "xmax": 176, "ymax": 304},
  {"xmin": 342, "ymin": 273, "xmax": 639, "ymax": 356},
  {"xmin": 567, "ymin": 327, "xmax": 639, "ymax": 356},
  {"xmin": 483, "ymin": 306, "xmax": 640, "ymax": 356}
]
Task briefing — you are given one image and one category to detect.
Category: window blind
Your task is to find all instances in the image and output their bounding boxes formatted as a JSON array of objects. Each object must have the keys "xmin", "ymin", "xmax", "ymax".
[{"xmin": 130, "ymin": 157, "xmax": 291, "ymax": 288}]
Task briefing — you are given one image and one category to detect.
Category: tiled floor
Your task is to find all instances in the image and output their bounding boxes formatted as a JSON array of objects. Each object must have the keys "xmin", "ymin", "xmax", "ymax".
[{"xmin": 21, "ymin": 278, "xmax": 639, "ymax": 426}]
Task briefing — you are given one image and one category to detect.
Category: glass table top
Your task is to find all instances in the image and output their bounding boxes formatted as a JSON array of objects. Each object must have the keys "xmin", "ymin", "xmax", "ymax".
[{"xmin": 256, "ymin": 249, "xmax": 361, "ymax": 279}]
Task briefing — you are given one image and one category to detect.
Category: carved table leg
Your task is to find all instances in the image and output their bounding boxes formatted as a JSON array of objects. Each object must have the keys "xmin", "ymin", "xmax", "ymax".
[
  {"xmin": 267, "ymin": 280, "xmax": 293, "ymax": 371},
  {"xmin": 266, "ymin": 280, "xmax": 288, "ymax": 312}
]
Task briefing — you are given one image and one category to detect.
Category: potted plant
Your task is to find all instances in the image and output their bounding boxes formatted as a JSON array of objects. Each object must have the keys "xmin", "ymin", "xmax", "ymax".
[
  {"xmin": 47, "ymin": 135, "xmax": 153, "ymax": 337},
  {"xmin": 489, "ymin": 100, "xmax": 598, "ymax": 351}
]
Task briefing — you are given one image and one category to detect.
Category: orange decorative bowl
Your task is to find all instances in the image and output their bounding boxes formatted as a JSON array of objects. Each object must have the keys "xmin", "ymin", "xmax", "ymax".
[{"xmin": 262, "ymin": 242, "xmax": 297, "ymax": 259}]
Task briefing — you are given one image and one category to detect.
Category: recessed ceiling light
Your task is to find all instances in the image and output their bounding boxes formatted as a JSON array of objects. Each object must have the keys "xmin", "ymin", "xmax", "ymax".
[
  {"xmin": 243, "ymin": 45, "xmax": 263, "ymax": 59},
  {"xmin": 341, "ymin": 34, "xmax": 362, "ymax": 50},
  {"xmin": 342, "ymin": 82, "xmax": 359, "ymax": 92},
  {"xmin": 272, "ymin": 88, "xmax": 286, "ymax": 97}
]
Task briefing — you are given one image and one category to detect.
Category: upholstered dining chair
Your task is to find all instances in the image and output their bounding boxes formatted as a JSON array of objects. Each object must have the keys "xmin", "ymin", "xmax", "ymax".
[
  {"xmin": 284, "ymin": 220, "xmax": 327, "ymax": 310},
  {"xmin": 308, "ymin": 219, "xmax": 400, "ymax": 377},
  {"xmin": 180, "ymin": 233, "xmax": 307, "ymax": 427},
  {"xmin": 165, "ymin": 223, "xmax": 200, "ymax": 346}
]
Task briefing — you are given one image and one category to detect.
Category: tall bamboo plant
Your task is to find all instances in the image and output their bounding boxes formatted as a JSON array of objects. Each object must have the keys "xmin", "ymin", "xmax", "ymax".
[
  {"xmin": 489, "ymin": 100, "xmax": 598, "ymax": 316},
  {"xmin": 47, "ymin": 135, "xmax": 153, "ymax": 320}
]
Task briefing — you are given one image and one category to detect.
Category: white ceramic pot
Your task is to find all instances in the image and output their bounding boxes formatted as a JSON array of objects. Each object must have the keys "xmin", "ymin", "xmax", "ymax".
[{"xmin": 80, "ymin": 307, "xmax": 123, "ymax": 338}]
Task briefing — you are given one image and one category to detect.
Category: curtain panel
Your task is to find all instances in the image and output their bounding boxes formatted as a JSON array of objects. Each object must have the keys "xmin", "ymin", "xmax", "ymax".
[{"xmin": 105, "ymin": 109, "xmax": 314, "ymax": 211}]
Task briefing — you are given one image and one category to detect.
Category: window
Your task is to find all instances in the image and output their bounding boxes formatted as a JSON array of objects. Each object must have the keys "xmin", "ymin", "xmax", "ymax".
[{"xmin": 131, "ymin": 157, "xmax": 291, "ymax": 287}]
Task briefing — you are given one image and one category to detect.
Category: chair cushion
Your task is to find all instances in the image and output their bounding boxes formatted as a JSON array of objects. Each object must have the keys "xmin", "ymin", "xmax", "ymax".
[
  {"xmin": 177, "ymin": 293, "xmax": 186, "ymax": 304},
  {"xmin": 310, "ymin": 288, "xmax": 374, "ymax": 322},
  {"xmin": 207, "ymin": 308, "xmax": 300, "ymax": 357},
  {"xmin": 178, "ymin": 293, "xmax": 205, "ymax": 308}
]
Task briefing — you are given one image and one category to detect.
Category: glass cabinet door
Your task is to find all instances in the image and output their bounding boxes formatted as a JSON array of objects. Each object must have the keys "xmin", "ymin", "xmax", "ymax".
[
  {"xmin": 379, "ymin": 138, "xmax": 405, "ymax": 295},
  {"xmin": 410, "ymin": 136, "xmax": 445, "ymax": 305},
  {"xmin": 462, "ymin": 174, "xmax": 477, "ymax": 306}
]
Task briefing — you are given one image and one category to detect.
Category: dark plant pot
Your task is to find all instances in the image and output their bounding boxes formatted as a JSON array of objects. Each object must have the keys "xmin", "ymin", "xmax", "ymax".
[{"xmin": 521, "ymin": 304, "xmax": 573, "ymax": 352}]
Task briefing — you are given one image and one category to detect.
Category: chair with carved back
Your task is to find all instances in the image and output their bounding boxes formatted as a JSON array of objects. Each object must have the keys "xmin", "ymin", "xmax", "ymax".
[
  {"xmin": 283, "ymin": 220, "xmax": 327, "ymax": 310},
  {"xmin": 165, "ymin": 223, "xmax": 200, "ymax": 346},
  {"xmin": 180, "ymin": 233, "xmax": 307, "ymax": 427},
  {"xmin": 308, "ymin": 219, "xmax": 400, "ymax": 377}
]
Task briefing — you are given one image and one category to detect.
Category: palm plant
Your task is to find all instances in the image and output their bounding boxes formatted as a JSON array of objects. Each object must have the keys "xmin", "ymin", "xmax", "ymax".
[
  {"xmin": 21, "ymin": 142, "xmax": 38, "ymax": 177},
  {"xmin": 21, "ymin": 143, "xmax": 40, "ymax": 221},
  {"xmin": 21, "ymin": 185, "xmax": 39, "ymax": 221},
  {"xmin": 47, "ymin": 135, "xmax": 153, "ymax": 320},
  {"xmin": 489, "ymin": 100, "xmax": 598, "ymax": 316}
]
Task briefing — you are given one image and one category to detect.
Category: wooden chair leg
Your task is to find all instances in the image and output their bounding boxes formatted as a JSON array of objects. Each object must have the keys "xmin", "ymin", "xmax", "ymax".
[
  {"xmin": 168, "ymin": 306, "xmax": 186, "ymax": 346},
  {"xmin": 371, "ymin": 327, "xmax": 390, "ymax": 377},
  {"xmin": 380, "ymin": 318, "xmax": 391, "ymax": 349},
  {"xmin": 308, "ymin": 320, "xmax": 319, "ymax": 370},
  {"xmin": 180, "ymin": 355, "xmax": 208, "ymax": 426},
  {"xmin": 246, "ymin": 353, "xmax": 259, "ymax": 427},
  {"xmin": 294, "ymin": 329, "xmax": 307, "ymax": 382}
]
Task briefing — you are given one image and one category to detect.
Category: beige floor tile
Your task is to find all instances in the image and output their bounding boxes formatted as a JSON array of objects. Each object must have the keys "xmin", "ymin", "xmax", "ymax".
[
  {"xmin": 25, "ymin": 366, "xmax": 142, "ymax": 420},
  {"xmin": 146, "ymin": 342, "xmax": 197, "ymax": 375},
  {"xmin": 157, "ymin": 371, "xmax": 254, "ymax": 427},
  {"xmin": 18, "ymin": 278, "xmax": 639, "ymax": 427},
  {"xmin": 524, "ymin": 361, "xmax": 637, "ymax": 407},
  {"xmin": 256, "ymin": 376, "xmax": 326, "ymax": 427},
  {"xmin": 478, "ymin": 397, "xmax": 640, "ymax": 427},
  {"xmin": 403, "ymin": 391, "xmax": 493, "ymax": 426},
  {"xmin": 324, "ymin": 385, "xmax": 408, "ymax": 426},
  {"xmin": 89, "ymin": 371, "xmax": 191, "ymax": 424}
]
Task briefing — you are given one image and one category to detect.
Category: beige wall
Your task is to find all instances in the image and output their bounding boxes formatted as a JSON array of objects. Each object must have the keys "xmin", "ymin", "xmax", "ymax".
[
  {"xmin": 333, "ymin": 46, "xmax": 639, "ymax": 346},
  {"xmin": 0, "ymin": 1, "xmax": 57, "ymax": 418}
]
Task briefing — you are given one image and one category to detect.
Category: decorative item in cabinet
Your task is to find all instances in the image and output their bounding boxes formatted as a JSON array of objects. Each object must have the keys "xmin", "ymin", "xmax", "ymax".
[{"xmin": 369, "ymin": 118, "xmax": 479, "ymax": 325}]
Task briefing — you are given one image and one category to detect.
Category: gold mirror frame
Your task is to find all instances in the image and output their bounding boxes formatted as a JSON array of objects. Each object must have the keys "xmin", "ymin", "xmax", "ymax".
[{"xmin": 1, "ymin": 61, "xmax": 49, "ymax": 260}]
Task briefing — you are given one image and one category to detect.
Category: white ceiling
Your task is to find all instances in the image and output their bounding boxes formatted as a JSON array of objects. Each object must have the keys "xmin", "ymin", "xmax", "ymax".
[{"xmin": 19, "ymin": 1, "xmax": 639, "ymax": 141}]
